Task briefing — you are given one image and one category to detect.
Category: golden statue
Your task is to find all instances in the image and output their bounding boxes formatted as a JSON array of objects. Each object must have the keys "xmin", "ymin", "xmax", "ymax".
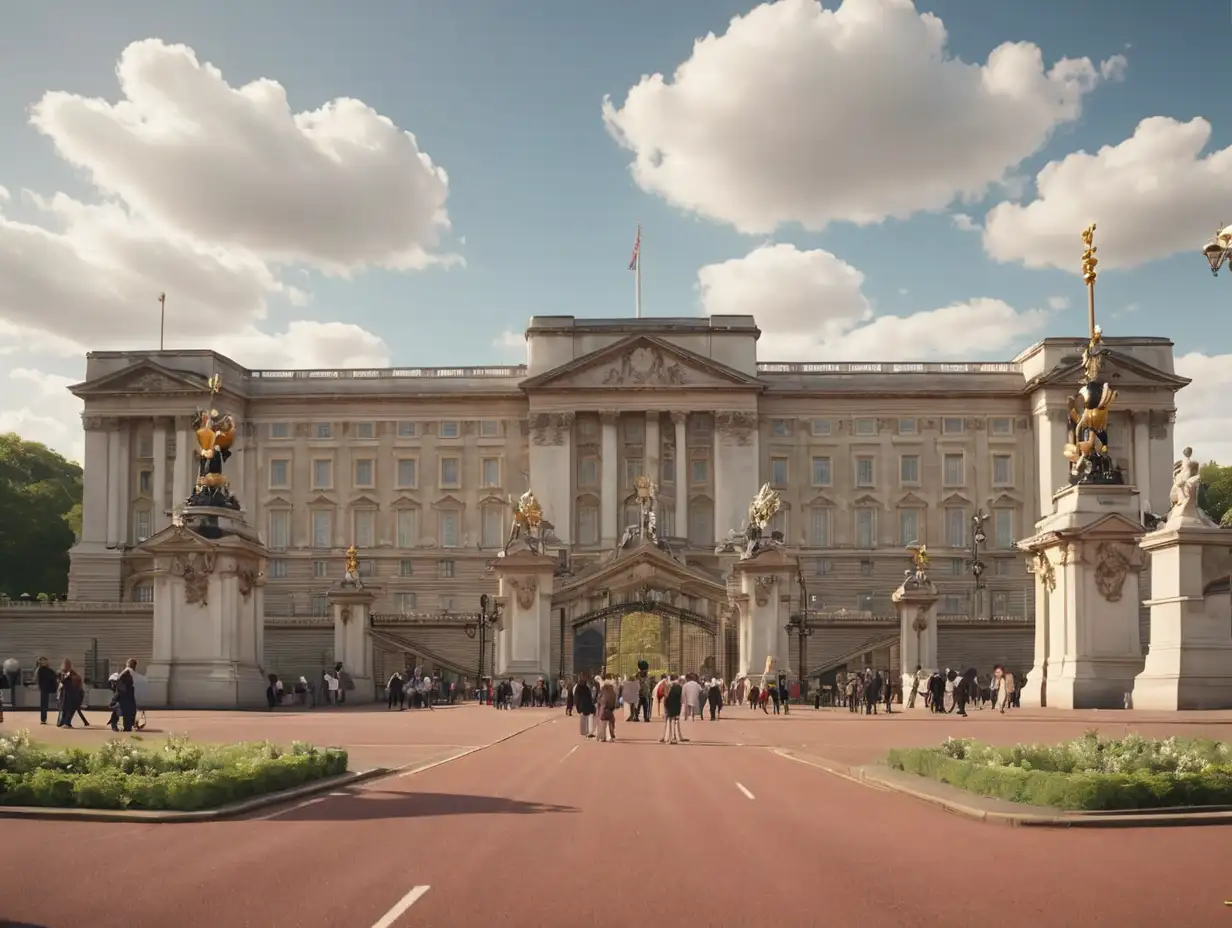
[
  {"xmin": 748, "ymin": 483, "xmax": 781, "ymax": 530},
  {"xmin": 189, "ymin": 373, "xmax": 241, "ymax": 509},
  {"xmin": 1064, "ymin": 223, "xmax": 1122, "ymax": 486},
  {"xmin": 908, "ymin": 543, "xmax": 929, "ymax": 574},
  {"xmin": 504, "ymin": 489, "xmax": 545, "ymax": 553},
  {"xmin": 343, "ymin": 544, "xmax": 362, "ymax": 587}
]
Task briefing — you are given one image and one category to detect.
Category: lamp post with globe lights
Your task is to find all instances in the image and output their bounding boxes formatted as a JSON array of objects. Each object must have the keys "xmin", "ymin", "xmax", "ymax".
[
  {"xmin": 464, "ymin": 593, "xmax": 501, "ymax": 689},
  {"xmin": 969, "ymin": 510, "xmax": 989, "ymax": 619},
  {"xmin": 1203, "ymin": 225, "xmax": 1232, "ymax": 276}
]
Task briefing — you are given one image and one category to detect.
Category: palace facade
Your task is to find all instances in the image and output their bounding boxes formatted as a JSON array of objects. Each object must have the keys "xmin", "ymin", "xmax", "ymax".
[{"xmin": 1, "ymin": 315, "xmax": 1190, "ymax": 688}]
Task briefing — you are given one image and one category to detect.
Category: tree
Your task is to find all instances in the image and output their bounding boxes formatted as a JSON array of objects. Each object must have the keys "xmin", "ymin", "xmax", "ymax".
[
  {"xmin": 1199, "ymin": 461, "xmax": 1232, "ymax": 526},
  {"xmin": 0, "ymin": 434, "xmax": 83, "ymax": 598}
]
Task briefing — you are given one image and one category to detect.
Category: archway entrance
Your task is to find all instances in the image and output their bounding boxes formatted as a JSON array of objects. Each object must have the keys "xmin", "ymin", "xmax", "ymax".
[{"xmin": 571, "ymin": 601, "xmax": 717, "ymax": 679}]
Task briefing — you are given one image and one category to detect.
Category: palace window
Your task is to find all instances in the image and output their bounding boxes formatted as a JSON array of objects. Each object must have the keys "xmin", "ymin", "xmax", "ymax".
[
  {"xmin": 481, "ymin": 457, "xmax": 501, "ymax": 488},
  {"xmin": 624, "ymin": 458, "xmax": 644, "ymax": 487},
  {"xmin": 267, "ymin": 559, "xmax": 287, "ymax": 579},
  {"xmin": 439, "ymin": 457, "xmax": 461, "ymax": 489},
  {"xmin": 479, "ymin": 420, "xmax": 501, "ymax": 438},
  {"xmin": 267, "ymin": 511, "xmax": 291, "ymax": 550},
  {"xmin": 131, "ymin": 508, "xmax": 151, "ymax": 544},
  {"xmin": 438, "ymin": 560, "xmax": 456, "ymax": 579},
  {"xmin": 855, "ymin": 508, "xmax": 876, "ymax": 548},
  {"xmin": 624, "ymin": 419, "xmax": 644, "ymax": 442},
  {"xmin": 439, "ymin": 595, "xmax": 457, "ymax": 612},
  {"xmin": 945, "ymin": 508, "xmax": 966, "ymax": 548},
  {"xmin": 856, "ymin": 592, "xmax": 875, "ymax": 612},
  {"xmin": 268, "ymin": 459, "xmax": 290, "ymax": 489},
  {"xmin": 132, "ymin": 581, "xmax": 153, "ymax": 603},
  {"xmin": 396, "ymin": 421, "xmax": 417, "ymax": 438},
  {"xmin": 577, "ymin": 503, "xmax": 599, "ymax": 545},
  {"xmin": 992, "ymin": 454, "xmax": 1014, "ymax": 487},
  {"xmin": 689, "ymin": 500, "xmax": 714, "ymax": 547},
  {"xmin": 811, "ymin": 456, "xmax": 831, "ymax": 487},
  {"xmin": 311, "ymin": 594, "xmax": 329, "ymax": 617},
  {"xmin": 353, "ymin": 509, "xmax": 375, "ymax": 548},
  {"xmin": 439, "ymin": 421, "xmax": 460, "ymax": 439},
  {"xmin": 770, "ymin": 457, "xmax": 789, "ymax": 487},
  {"xmin": 397, "ymin": 459, "xmax": 418, "ymax": 489},
  {"xmin": 314, "ymin": 560, "xmax": 328, "ymax": 578},
  {"xmin": 992, "ymin": 591, "xmax": 1011, "ymax": 616},
  {"xmin": 355, "ymin": 422, "xmax": 376, "ymax": 440},
  {"xmin": 993, "ymin": 509, "xmax": 1015, "ymax": 549},
  {"xmin": 138, "ymin": 470, "xmax": 152, "ymax": 495},
  {"xmin": 809, "ymin": 419, "xmax": 831, "ymax": 436},
  {"xmin": 897, "ymin": 418, "xmax": 917, "ymax": 435},
  {"xmin": 898, "ymin": 509, "xmax": 920, "ymax": 547},
  {"xmin": 311, "ymin": 459, "xmax": 333, "ymax": 490},
  {"xmin": 399, "ymin": 558, "xmax": 414, "ymax": 577},
  {"xmin": 314, "ymin": 423, "xmax": 333, "ymax": 440},
  {"xmin": 769, "ymin": 509, "xmax": 788, "ymax": 539},
  {"xmin": 269, "ymin": 422, "xmax": 291, "ymax": 439},
  {"xmin": 481, "ymin": 505, "xmax": 504, "ymax": 548},
  {"xmin": 808, "ymin": 508, "xmax": 831, "ymax": 547},
  {"xmin": 771, "ymin": 419, "xmax": 792, "ymax": 437},
  {"xmin": 354, "ymin": 458, "xmax": 375, "ymax": 489},
  {"xmin": 990, "ymin": 417, "xmax": 1014, "ymax": 437},
  {"xmin": 396, "ymin": 509, "xmax": 418, "ymax": 548},
  {"xmin": 439, "ymin": 511, "xmax": 460, "ymax": 548},
  {"xmin": 691, "ymin": 459, "xmax": 709, "ymax": 485},
  {"xmin": 854, "ymin": 418, "xmax": 877, "ymax": 437},
  {"xmin": 578, "ymin": 457, "xmax": 598, "ymax": 486},
  {"xmin": 396, "ymin": 592, "xmax": 417, "ymax": 613},
  {"xmin": 942, "ymin": 418, "xmax": 965, "ymax": 435},
  {"xmin": 943, "ymin": 454, "xmax": 965, "ymax": 487},
  {"xmin": 855, "ymin": 457, "xmax": 875, "ymax": 488},
  {"xmin": 312, "ymin": 510, "xmax": 333, "ymax": 549},
  {"xmin": 900, "ymin": 454, "xmax": 919, "ymax": 485},
  {"xmin": 658, "ymin": 505, "xmax": 676, "ymax": 538}
]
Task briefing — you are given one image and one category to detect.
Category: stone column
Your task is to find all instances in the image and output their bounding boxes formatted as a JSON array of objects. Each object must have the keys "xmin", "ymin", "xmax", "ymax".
[
  {"xmin": 152, "ymin": 418, "xmax": 169, "ymax": 531},
  {"xmin": 1034, "ymin": 404, "xmax": 1071, "ymax": 511},
  {"xmin": 1020, "ymin": 551, "xmax": 1052, "ymax": 708},
  {"xmin": 173, "ymin": 416, "xmax": 192, "ymax": 507},
  {"xmin": 893, "ymin": 580, "xmax": 939, "ymax": 702},
  {"xmin": 329, "ymin": 585, "xmax": 379, "ymax": 702},
  {"xmin": 600, "ymin": 411, "xmax": 619, "ymax": 547},
  {"xmin": 672, "ymin": 412, "xmax": 688, "ymax": 535},
  {"xmin": 1132, "ymin": 518, "xmax": 1232, "ymax": 710},
  {"xmin": 1132, "ymin": 413, "xmax": 1152, "ymax": 515},
  {"xmin": 117, "ymin": 421, "xmax": 131, "ymax": 544},
  {"xmin": 645, "ymin": 411, "xmax": 660, "ymax": 486},
  {"xmin": 731, "ymin": 547, "xmax": 798, "ymax": 684},
  {"xmin": 492, "ymin": 548, "xmax": 558, "ymax": 678},
  {"xmin": 1018, "ymin": 484, "xmax": 1145, "ymax": 709},
  {"xmin": 105, "ymin": 424, "xmax": 123, "ymax": 547},
  {"xmin": 713, "ymin": 411, "xmax": 759, "ymax": 544},
  {"xmin": 80, "ymin": 417, "xmax": 111, "ymax": 544},
  {"xmin": 527, "ymin": 413, "xmax": 574, "ymax": 543}
]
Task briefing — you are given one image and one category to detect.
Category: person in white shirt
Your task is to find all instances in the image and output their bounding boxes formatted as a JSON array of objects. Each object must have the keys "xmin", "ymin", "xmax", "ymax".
[
  {"xmin": 681, "ymin": 675, "xmax": 703, "ymax": 721},
  {"xmin": 324, "ymin": 672, "xmax": 339, "ymax": 705}
]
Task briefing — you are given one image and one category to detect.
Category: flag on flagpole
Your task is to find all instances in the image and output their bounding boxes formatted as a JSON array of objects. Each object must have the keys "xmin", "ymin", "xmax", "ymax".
[{"xmin": 628, "ymin": 225, "xmax": 641, "ymax": 271}]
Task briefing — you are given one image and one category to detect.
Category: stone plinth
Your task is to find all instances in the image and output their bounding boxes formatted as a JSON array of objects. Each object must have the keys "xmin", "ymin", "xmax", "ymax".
[
  {"xmin": 492, "ymin": 547, "xmax": 558, "ymax": 678},
  {"xmin": 1133, "ymin": 524, "xmax": 1232, "ymax": 710},
  {"xmin": 328, "ymin": 584, "xmax": 380, "ymax": 703},
  {"xmin": 893, "ymin": 578, "xmax": 939, "ymax": 700},
  {"xmin": 139, "ymin": 507, "xmax": 267, "ymax": 708},
  {"xmin": 730, "ymin": 546, "xmax": 799, "ymax": 683},
  {"xmin": 1018, "ymin": 484, "xmax": 1145, "ymax": 710}
]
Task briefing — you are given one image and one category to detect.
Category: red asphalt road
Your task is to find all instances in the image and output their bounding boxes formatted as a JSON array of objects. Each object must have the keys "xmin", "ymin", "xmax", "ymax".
[{"xmin": 2, "ymin": 713, "xmax": 1232, "ymax": 928}]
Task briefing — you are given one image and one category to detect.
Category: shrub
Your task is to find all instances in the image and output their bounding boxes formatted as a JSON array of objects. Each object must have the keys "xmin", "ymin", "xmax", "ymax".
[
  {"xmin": 0, "ymin": 730, "xmax": 348, "ymax": 811},
  {"xmin": 887, "ymin": 733, "xmax": 1232, "ymax": 811}
]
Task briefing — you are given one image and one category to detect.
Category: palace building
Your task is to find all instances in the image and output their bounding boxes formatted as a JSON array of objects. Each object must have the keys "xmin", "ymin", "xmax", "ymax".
[{"xmin": 0, "ymin": 315, "xmax": 1189, "ymax": 690}]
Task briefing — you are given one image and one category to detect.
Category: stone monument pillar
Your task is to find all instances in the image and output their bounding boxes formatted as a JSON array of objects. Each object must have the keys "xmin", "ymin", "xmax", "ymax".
[
  {"xmin": 140, "ymin": 374, "xmax": 267, "ymax": 707},
  {"xmin": 492, "ymin": 489, "xmax": 560, "ymax": 678},
  {"xmin": 327, "ymin": 544, "xmax": 379, "ymax": 702},
  {"xmin": 893, "ymin": 551, "xmax": 939, "ymax": 702},
  {"xmin": 717, "ymin": 483, "xmax": 798, "ymax": 685},
  {"xmin": 1133, "ymin": 448, "xmax": 1232, "ymax": 709}
]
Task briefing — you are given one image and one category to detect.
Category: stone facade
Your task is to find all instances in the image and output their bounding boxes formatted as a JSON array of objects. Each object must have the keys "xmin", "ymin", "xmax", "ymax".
[{"xmin": 2, "ymin": 315, "xmax": 1188, "ymax": 687}]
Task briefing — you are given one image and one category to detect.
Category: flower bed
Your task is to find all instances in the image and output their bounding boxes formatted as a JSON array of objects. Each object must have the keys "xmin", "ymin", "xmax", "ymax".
[
  {"xmin": 0, "ymin": 730, "xmax": 349, "ymax": 811},
  {"xmin": 887, "ymin": 732, "xmax": 1232, "ymax": 811}
]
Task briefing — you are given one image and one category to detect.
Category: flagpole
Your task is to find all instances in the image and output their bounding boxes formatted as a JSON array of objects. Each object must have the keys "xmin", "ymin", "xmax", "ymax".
[
  {"xmin": 635, "ymin": 222, "xmax": 642, "ymax": 319},
  {"xmin": 158, "ymin": 293, "xmax": 166, "ymax": 351}
]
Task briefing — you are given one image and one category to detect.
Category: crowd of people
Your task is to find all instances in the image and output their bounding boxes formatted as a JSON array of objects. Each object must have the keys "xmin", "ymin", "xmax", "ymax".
[{"xmin": 0, "ymin": 656, "xmax": 144, "ymax": 731}]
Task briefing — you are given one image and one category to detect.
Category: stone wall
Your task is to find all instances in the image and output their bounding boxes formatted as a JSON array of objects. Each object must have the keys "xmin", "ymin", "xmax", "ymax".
[{"xmin": 0, "ymin": 603, "xmax": 153, "ymax": 683}]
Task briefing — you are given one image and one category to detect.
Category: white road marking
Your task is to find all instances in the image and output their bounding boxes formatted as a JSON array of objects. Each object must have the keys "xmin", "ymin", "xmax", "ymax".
[
  {"xmin": 371, "ymin": 885, "xmax": 431, "ymax": 928},
  {"xmin": 254, "ymin": 795, "xmax": 326, "ymax": 821},
  {"xmin": 735, "ymin": 782, "xmax": 755, "ymax": 800},
  {"xmin": 561, "ymin": 745, "xmax": 578, "ymax": 763}
]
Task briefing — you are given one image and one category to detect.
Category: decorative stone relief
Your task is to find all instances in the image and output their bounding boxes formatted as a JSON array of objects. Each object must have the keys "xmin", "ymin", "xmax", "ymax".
[
  {"xmin": 753, "ymin": 575, "xmax": 776, "ymax": 606},
  {"xmin": 599, "ymin": 346, "xmax": 688, "ymax": 386},
  {"xmin": 235, "ymin": 567, "xmax": 258, "ymax": 601},
  {"xmin": 714, "ymin": 411, "xmax": 757, "ymax": 446},
  {"xmin": 920, "ymin": 418, "xmax": 937, "ymax": 431},
  {"xmin": 912, "ymin": 615, "xmax": 929, "ymax": 633},
  {"xmin": 965, "ymin": 417, "xmax": 987, "ymax": 431},
  {"xmin": 1030, "ymin": 551, "xmax": 1056, "ymax": 592},
  {"xmin": 876, "ymin": 418, "xmax": 895, "ymax": 433},
  {"xmin": 294, "ymin": 423, "xmax": 311, "ymax": 438},
  {"xmin": 510, "ymin": 576, "xmax": 538, "ymax": 610},
  {"xmin": 171, "ymin": 552, "xmax": 216, "ymax": 606},
  {"xmin": 1090, "ymin": 542, "xmax": 1138, "ymax": 602},
  {"xmin": 670, "ymin": 410, "xmax": 689, "ymax": 425},
  {"xmin": 126, "ymin": 371, "xmax": 185, "ymax": 393},
  {"xmin": 1058, "ymin": 543, "xmax": 1076, "ymax": 566},
  {"xmin": 1014, "ymin": 417, "xmax": 1031, "ymax": 431},
  {"xmin": 340, "ymin": 605, "xmax": 352, "ymax": 625},
  {"xmin": 530, "ymin": 412, "xmax": 575, "ymax": 446}
]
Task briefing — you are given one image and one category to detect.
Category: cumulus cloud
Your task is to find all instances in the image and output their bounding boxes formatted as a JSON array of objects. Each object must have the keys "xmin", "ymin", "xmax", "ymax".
[
  {"xmin": 0, "ymin": 38, "xmax": 452, "ymax": 455},
  {"xmin": 31, "ymin": 39, "xmax": 456, "ymax": 273},
  {"xmin": 1174, "ymin": 352, "xmax": 1232, "ymax": 465},
  {"xmin": 697, "ymin": 244, "xmax": 1051, "ymax": 360},
  {"xmin": 603, "ymin": 0, "xmax": 1125, "ymax": 234},
  {"xmin": 1047, "ymin": 296, "xmax": 1070, "ymax": 310},
  {"xmin": 492, "ymin": 330, "xmax": 526, "ymax": 359},
  {"xmin": 983, "ymin": 117, "xmax": 1232, "ymax": 271}
]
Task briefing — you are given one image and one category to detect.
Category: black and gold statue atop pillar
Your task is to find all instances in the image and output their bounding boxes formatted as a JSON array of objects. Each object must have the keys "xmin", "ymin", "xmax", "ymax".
[
  {"xmin": 1063, "ymin": 224, "xmax": 1124, "ymax": 486},
  {"xmin": 187, "ymin": 374, "xmax": 242, "ymax": 510}
]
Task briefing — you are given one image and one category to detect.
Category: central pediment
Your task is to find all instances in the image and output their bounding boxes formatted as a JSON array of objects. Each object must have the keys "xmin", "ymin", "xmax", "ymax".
[
  {"xmin": 555, "ymin": 540, "xmax": 728, "ymax": 602},
  {"xmin": 520, "ymin": 335, "xmax": 763, "ymax": 392},
  {"xmin": 1028, "ymin": 349, "xmax": 1191, "ymax": 391},
  {"xmin": 71, "ymin": 360, "xmax": 227, "ymax": 399}
]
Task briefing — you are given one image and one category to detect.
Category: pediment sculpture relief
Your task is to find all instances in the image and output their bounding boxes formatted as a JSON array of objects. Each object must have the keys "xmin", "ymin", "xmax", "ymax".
[
  {"xmin": 714, "ymin": 411, "xmax": 757, "ymax": 447},
  {"xmin": 510, "ymin": 576, "xmax": 538, "ymax": 610},
  {"xmin": 127, "ymin": 370, "xmax": 189, "ymax": 393},
  {"xmin": 530, "ymin": 412, "xmax": 575, "ymax": 446},
  {"xmin": 1090, "ymin": 541, "xmax": 1141, "ymax": 603},
  {"xmin": 601, "ymin": 346, "xmax": 687, "ymax": 386},
  {"xmin": 172, "ymin": 552, "xmax": 216, "ymax": 606}
]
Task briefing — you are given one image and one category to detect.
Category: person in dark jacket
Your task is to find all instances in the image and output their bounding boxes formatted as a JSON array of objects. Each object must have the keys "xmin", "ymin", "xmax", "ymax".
[
  {"xmin": 114, "ymin": 659, "xmax": 139, "ymax": 731},
  {"xmin": 35, "ymin": 657, "xmax": 57, "ymax": 725},
  {"xmin": 865, "ymin": 672, "xmax": 882, "ymax": 715},
  {"xmin": 661, "ymin": 676, "xmax": 684, "ymax": 744},
  {"xmin": 572, "ymin": 674, "xmax": 595, "ymax": 738}
]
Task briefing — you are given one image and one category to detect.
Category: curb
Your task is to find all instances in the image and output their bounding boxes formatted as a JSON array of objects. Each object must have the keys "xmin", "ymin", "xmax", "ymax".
[
  {"xmin": 771, "ymin": 749, "xmax": 1232, "ymax": 828},
  {"xmin": 384, "ymin": 713, "xmax": 561, "ymax": 782},
  {"xmin": 0, "ymin": 767, "xmax": 389, "ymax": 823}
]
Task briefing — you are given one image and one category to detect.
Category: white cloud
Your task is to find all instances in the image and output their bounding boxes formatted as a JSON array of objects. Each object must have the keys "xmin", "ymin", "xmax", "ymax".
[
  {"xmin": 951, "ymin": 214, "xmax": 978, "ymax": 232},
  {"xmin": 602, "ymin": 0, "xmax": 1124, "ymax": 234},
  {"xmin": 1047, "ymin": 296, "xmax": 1070, "ymax": 310},
  {"xmin": 31, "ymin": 39, "xmax": 456, "ymax": 273},
  {"xmin": 1174, "ymin": 352, "xmax": 1232, "ymax": 465},
  {"xmin": 0, "ymin": 369, "xmax": 84, "ymax": 464},
  {"xmin": 697, "ymin": 244, "xmax": 1050, "ymax": 359},
  {"xmin": 0, "ymin": 39, "xmax": 449, "ymax": 453},
  {"xmin": 983, "ymin": 117, "xmax": 1232, "ymax": 271}
]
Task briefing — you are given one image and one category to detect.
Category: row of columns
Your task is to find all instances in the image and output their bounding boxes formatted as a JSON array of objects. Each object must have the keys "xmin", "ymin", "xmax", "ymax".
[{"xmin": 598, "ymin": 410, "xmax": 688, "ymax": 548}]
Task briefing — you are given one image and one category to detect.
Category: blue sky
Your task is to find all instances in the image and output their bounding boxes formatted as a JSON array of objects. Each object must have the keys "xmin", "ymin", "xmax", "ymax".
[{"xmin": 0, "ymin": 0, "xmax": 1228, "ymax": 460}]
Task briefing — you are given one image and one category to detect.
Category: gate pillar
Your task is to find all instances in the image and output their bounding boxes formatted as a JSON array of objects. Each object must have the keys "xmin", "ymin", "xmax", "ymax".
[{"xmin": 492, "ymin": 549, "xmax": 557, "ymax": 679}]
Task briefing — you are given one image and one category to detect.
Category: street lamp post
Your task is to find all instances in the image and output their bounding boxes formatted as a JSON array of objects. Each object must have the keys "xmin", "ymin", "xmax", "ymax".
[
  {"xmin": 784, "ymin": 613, "xmax": 817, "ymax": 695},
  {"xmin": 464, "ymin": 593, "xmax": 501, "ymax": 685},
  {"xmin": 1203, "ymin": 225, "xmax": 1232, "ymax": 275},
  {"xmin": 969, "ymin": 510, "xmax": 988, "ymax": 620}
]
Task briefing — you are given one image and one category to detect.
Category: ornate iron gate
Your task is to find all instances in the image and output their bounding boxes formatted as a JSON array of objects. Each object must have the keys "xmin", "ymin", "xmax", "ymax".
[{"xmin": 570, "ymin": 601, "xmax": 717, "ymax": 679}]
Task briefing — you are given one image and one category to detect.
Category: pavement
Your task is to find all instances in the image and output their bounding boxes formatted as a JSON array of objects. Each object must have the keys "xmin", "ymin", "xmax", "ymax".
[{"xmin": 2, "ymin": 703, "xmax": 1231, "ymax": 927}]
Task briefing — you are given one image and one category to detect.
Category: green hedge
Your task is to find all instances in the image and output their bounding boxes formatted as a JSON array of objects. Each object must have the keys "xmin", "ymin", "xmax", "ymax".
[
  {"xmin": 0, "ymin": 732, "xmax": 349, "ymax": 811},
  {"xmin": 887, "ymin": 747, "xmax": 1232, "ymax": 811}
]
